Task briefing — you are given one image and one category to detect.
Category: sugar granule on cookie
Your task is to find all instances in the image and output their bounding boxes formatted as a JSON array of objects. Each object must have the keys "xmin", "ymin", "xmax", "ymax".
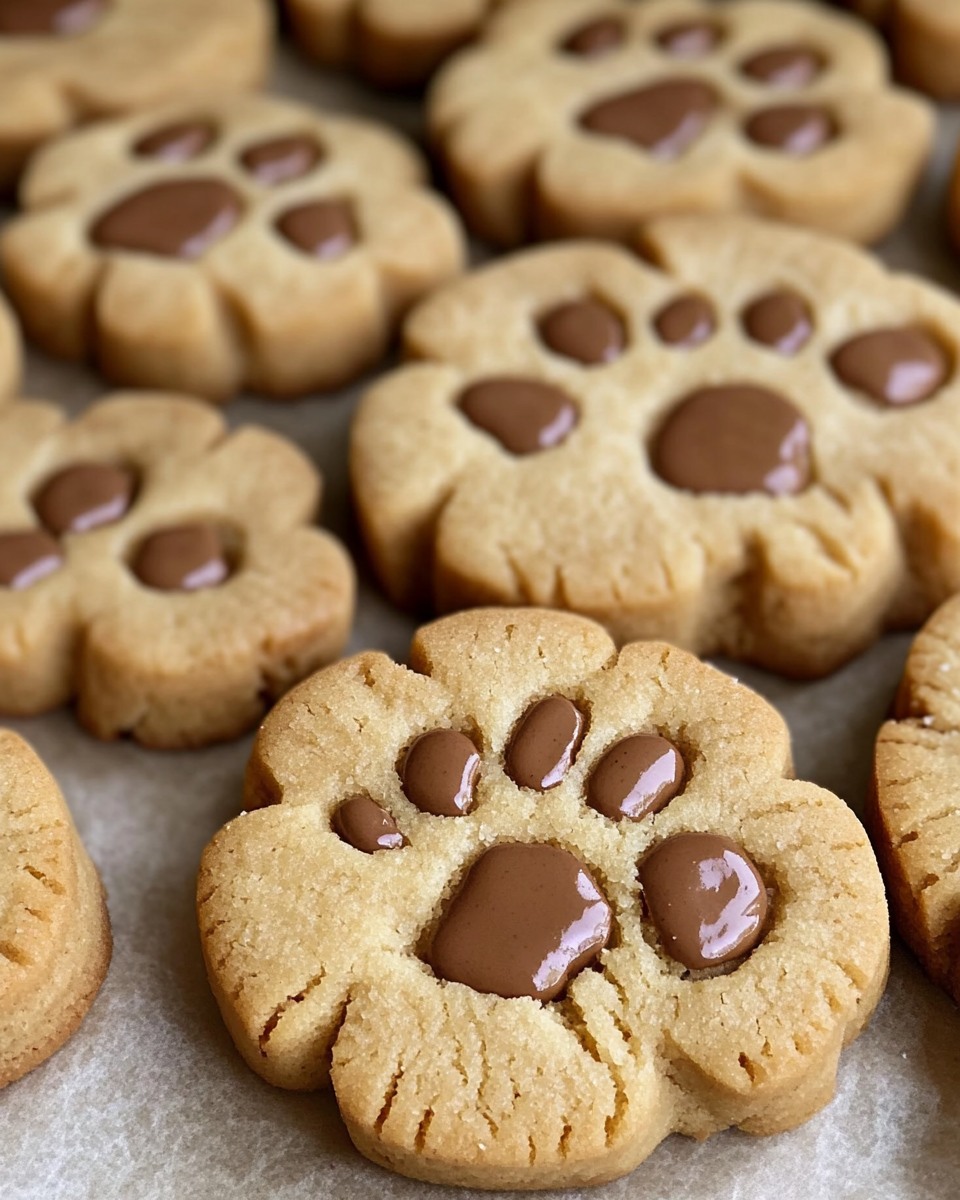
[
  {"xmin": 428, "ymin": 0, "xmax": 932, "ymax": 247},
  {"xmin": 0, "ymin": 393, "xmax": 355, "ymax": 748},
  {"xmin": 1, "ymin": 94, "xmax": 465, "ymax": 401},
  {"xmin": 871, "ymin": 594, "xmax": 960, "ymax": 1005},
  {"xmin": 199, "ymin": 607, "xmax": 888, "ymax": 1190},
  {"xmin": 0, "ymin": 0, "xmax": 271, "ymax": 189},
  {"xmin": 351, "ymin": 215, "xmax": 960, "ymax": 679},
  {"xmin": 1, "ymin": 730, "xmax": 111, "ymax": 1087}
]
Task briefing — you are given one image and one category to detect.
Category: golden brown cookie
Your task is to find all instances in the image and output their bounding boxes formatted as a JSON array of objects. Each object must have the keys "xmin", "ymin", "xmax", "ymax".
[
  {"xmin": 839, "ymin": 0, "xmax": 960, "ymax": 99},
  {"xmin": 0, "ymin": 0, "xmax": 271, "ymax": 189},
  {"xmin": 871, "ymin": 595, "xmax": 960, "ymax": 1005},
  {"xmin": 1, "ymin": 730, "xmax": 111, "ymax": 1087},
  {"xmin": 198, "ymin": 607, "xmax": 888, "ymax": 1190},
  {"xmin": 0, "ymin": 94, "xmax": 465, "ymax": 402},
  {"xmin": 0, "ymin": 292, "xmax": 22, "ymax": 403},
  {"xmin": 428, "ymin": 0, "xmax": 933, "ymax": 247},
  {"xmin": 351, "ymin": 216, "xmax": 960, "ymax": 679},
  {"xmin": 0, "ymin": 393, "xmax": 355, "ymax": 747}
]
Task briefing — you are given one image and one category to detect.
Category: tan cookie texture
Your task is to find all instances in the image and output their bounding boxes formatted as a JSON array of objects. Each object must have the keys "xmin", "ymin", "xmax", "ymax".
[
  {"xmin": 871, "ymin": 595, "xmax": 960, "ymax": 1005},
  {"xmin": 0, "ymin": 393, "xmax": 355, "ymax": 748},
  {"xmin": 1, "ymin": 730, "xmax": 111, "ymax": 1087},
  {"xmin": 840, "ymin": 0, "xmax": 960, "ymax": 99},
  {"xmin": 0, "ymin": 94, "xmax": 465, "ymax": 403},
  {"xmin": 0, "ymin": 290, "xmax": 23, "ymax": 403},
  {"xmin": 351, "ymin": 216, "xmax": 960, "ymax": 679},
  {"xmin": 0, "ymin": 0, "xmax": 272, "ymax": 189},
  {"xmin": 427, "ymin": 0, "xmax": 933, "ymax": 248},
  {"xmin": 198, "ymin": 608, "xmax": 888, "ymax": 1190}
]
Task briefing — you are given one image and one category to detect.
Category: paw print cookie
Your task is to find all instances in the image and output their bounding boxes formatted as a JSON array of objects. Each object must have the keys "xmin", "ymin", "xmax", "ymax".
[
  {"xmin": 839, "ymin": 0, "xmax": 960, "ymax": 99},
  {"xmin": 871, "ymin": 595, "xmax": 960, "ymax": 1005},
  {"xmin": 352, "ymin": 215, "xmax": 960, "ymax": 678},
  {"xmin": 0, "ymin": 95, "xmax": 465, "ymax": 402},
  {"xmin": 0, "ymin": 393, "xmax": 354, "ymax": 747},
  {"xmin": 198, "ymin": 608, "xmax": 888, "ymax": 1190},
  {"xmin": 1, "ymin": 731, "xmax": 111, "ymax": 1087},
  {"xmin": 428, "ymin": 0, "xmax": 932, "ymax": 247},
  {"xmin": 0, "ymin": 0, "xmax": 271, "ymax": 189}
]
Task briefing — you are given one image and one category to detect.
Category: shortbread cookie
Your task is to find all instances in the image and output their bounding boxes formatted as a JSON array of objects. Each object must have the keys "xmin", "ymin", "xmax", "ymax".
[
  {"xmin": 1, "ymin": 730, "xmax": 111, "ymax": 1087},
  {"xmin": 0, "ymin": 0, "xmax": 271, "ymax": 189},
  {"xmin": 0, "ymin": 393, "xmax": 354, "ymax": 747},
  {"xmin": 1, "ymin": 95, "xmax": 465, "ymax": 402},
  {"xmin": 0, "ymin": 293, "xmax": 22, "ymax": 403},
  {"xmin": 840, "ymin": 1, "xmax": 960, "ymax": 99},
  {"xmin": 428, "ymin": 0, "xmax": 932, "ymax": 247},
  {"xmin": 198, "ymin": 607, "xmax": 888, "ymax": 1190},
  {"xmin": 871, "ymin": 595, "xmax": 960, "ymax": 1005},
  {"xmin": 351, "ymin": 216, "xmax": 960, "ymax": 679}
]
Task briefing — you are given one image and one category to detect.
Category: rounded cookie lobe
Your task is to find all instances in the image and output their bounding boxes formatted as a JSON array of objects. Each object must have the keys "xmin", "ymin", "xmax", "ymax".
[
  {"xmin": 505, "ymin": 695, "xmax": 586, "ymax": 791},
  {"xmin": 0, "ymin": 530, "xmax": 63, "ymax": 590},
  {"xmin": 132, "ymin": 523, "xmax": 230, "ymax": 592},
  {"xmin": 742, "ymin": 290, "xmax": 814, "ymax": 356},
  {"xmin": 561, "ymin": 16, "xmax": 625, "ymax": 58},
  {"xmin": 333, "ymin": 795, "xmax": 405, "ymax": 853},
  {"xmin": 0, "ymin": 0, "xmax": 105, "ymax": 35},
  {"xmin": 458, "ymin": 377, "xmax": 578, "ymax": 455},
  {"xmin": 401, "ymin": 729, "xmax": 480, "ymax": 817},
  {"xmin": 586, "ymin": 734, "xmax": 685, "ymax": 822},
  {"xmin": 638, "ymin": 832, "xmax": 768, "ymax": 969},
  {"xmin": 655, "ymin": 19, "xmax": 723, "ymax": 58},
  {"xmin": 744, "ymin": 105, "xmax": 838, "ymax": 155},
  {"xmin": 579, "ymin": 79, "xmax": 719, "ymax": 159},
  {"xmin": 34, "ymin": 462, "xmax": 136, "ymax": 535},
  {"xmin": 653, "ymin": 293, "xmax": 716, "ymax": 348},
  {"xmin": 537, "ymin": 298, "xmax": 626, "ymax": 366},
  {"xmin": 133, "ymin": 120, "xmax": 217, "ymax": 163},
  {"xmin": 830, "ymin": 326, "xmax": 950, "ymax": 406},
  {"xmin": 276, "ymin": 199, "xmax": 357, "ymax": 260},
  {"xmin": 428, "ymin": 842, "xmax": 612, "ymax": 1001},
  {"xmin": 240, "ymin": 135, "xmax": 322, "ymax": 186},
  {"xmin": 740, "ymin": 45, "xmax": 826, "ymax": 88},
  {"xmin": 90, "ymin": 180, "xmax": 242, "ymax": 259},
  {"xmin": 653, "ymin": 384, "xmax": 812, "ymax": 497}
]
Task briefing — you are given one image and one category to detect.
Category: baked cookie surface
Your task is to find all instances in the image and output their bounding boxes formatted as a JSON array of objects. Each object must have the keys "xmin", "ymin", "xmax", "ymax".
[
  {"xmin": 352, "ymin": 216, "xmax": 960, "ymax": 678},
  {"xmin": 199, "ymin": 607, "xmax": 888, "ymax": 1190},
  {"xmin": 840, "ymin": 0, "xmax": 960, "ymax": 99},
  {"xmin": 871, "ymin": 595, "xmax": 960, "ymax": 1005},
  {"xmin": 0, "ymin": 0, "xmax": 271, "ymax": 188},
  {"xmin": 0, "ymin": 393, "xmax": 354, "ymax": 747},
  {"xmin": 0, "ymin": 729, "xmax": 110, "ymax": 1087},
  {"xmin": 428, "ymin": 0, "xmax": 932, "ymax": 247},
  {"xmin": 1, "ymin": 94, "xmax": 465, "ymax": 401}
]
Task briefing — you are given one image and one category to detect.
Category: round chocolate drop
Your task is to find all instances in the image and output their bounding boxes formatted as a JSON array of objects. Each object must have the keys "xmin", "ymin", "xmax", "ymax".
[
  {"xmin": 742, "ymin": 290, "xmax": 813, "ymax": 356},
  {"xmin": 744, "ymin": 104, "xmax": 837, "ymax": 155},
  {"xmin": 740, "ymin": 44, "xmax": 825, "ymax": 88},
  {"xmin": 333, "ymin": 795, "xmax": 405, "ymax": 853},
  {"xmin": 458, "ymin": 377, "xmax": 578, "ymax": 456},
  {"xmin": 90, "ymin": 180, "xmax": 242, "ymax": 259},
  {"xmin": 240, "ymin": 135, "xmax": 322, "ymax": 186},
  {"xmin": 505, "ymin": 695, "xmax": 586, "ymax": 792},
  {"xmin": 429, "ymin": 842, "xmax": 612, "ymax": 1001},
  {"xmin": 34, "ymin": 463, "xmax": 136, "ymax": 535},
  {"xmin": 829, "ymin": 326, "xmax": 950, "ymax": 407},
  {"xmin": 132, "ymin": 523, "xmax": 229, "ymax": 592},
  {"xmin": 276, "ymin": 198, "xmax": 356, "ymax": 260},
  {"xmin": 587, "ymin": 734, "xmax": 685, "ymax": 821},
  {"xmin": 133, "ymin": 121, "xmax": 217, "ymax": 163},
  {"xmin": 0, "ymin": 0, "xmax": 106, "ymax": 35},
  {"xmin": 562, "ymin": 16, "xmax": 625, "ymax": 58},
  {"xmin": 653, "ymin": 384, "xmax": 812, "ymax": 497},
  {"xmin": 653, "ymin": 293, "xmax": 716, "ymax": 348},
  {"xmin": 655, "ymin": 19, "xmax": 722, "ymax": 58},
  {"xmin": 0, "ymin": 530, "xmax": 63, "ymax": 590},
  {"xmin": 638, "ymin": 832, "xmax": 768, "ymax": 970},
  {"xmin": 580, "ymin": 78, "xmax": 718, "ymax": 159},
  {"xmin": 537, "ymin": 297, "xmax": 626, "ymax": 366},
  {"xmin": 401, "ymin": 729, "xmax": 480, "ymax": 817}
]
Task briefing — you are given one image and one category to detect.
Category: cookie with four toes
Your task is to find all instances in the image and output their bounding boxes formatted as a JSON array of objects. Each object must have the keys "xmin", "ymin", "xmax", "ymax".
[
  {"xmin": 1, "ymin": 730, "xmax": 111, "ymax": 1087},
  {"xmin": 428, "ymin": 0, "xmax": 933, "ymax": 247},
  {"xmin": 0, "ymin": 393, "xmax": 355, "ymax": 747},
  {"xmin": 198, "ymin": 607, "xmax": 888, "ymax": 1190},
  {"xmin": 1, "ymin": 94, "xmax": 465, "ymax": 402}
]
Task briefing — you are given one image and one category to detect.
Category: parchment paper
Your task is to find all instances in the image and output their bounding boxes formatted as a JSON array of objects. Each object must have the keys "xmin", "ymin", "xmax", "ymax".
[{"xmin": 3, "ymin": 42, "xmax": 960, "ymax": 1200}]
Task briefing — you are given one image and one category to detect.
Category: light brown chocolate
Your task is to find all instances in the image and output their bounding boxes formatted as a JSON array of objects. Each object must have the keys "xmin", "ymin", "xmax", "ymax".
[
  {"xmin": 830, "ymin": 326, "xmax": 949, "ymax": 406},
  {"xmin": 562, "ymin": 16, "xmax": 625, "ymax": 58},
  {"xmin": 332, "ymin": 794, "xmax": 405, "ymax": 853},
  {"xmin": 34, "ymin": 462, "xmax": 135, "ymax": 535},
  {"xmin": 0, "ymin": 530, "xmax": 63, "ymax": 589},
  {"xmin": 458, "ymin": 378, "xmax": 578, "ymax": 455},
  {"xmin": 276, "ymin": 198, "xmax": 356, "ymax": 260},
  {"xmin": 505, "ymin": 694, "xmax": 585, "ymax": 791},
  {"xmin": 132, "ymin": 523, "xmax": 229, "ymax": 592},
  {"xmin": 91, "ymin": 180, "xmax": 242, "ymax": 259},
  {"xmin": 653, "ymin": 293, "xmax": 716, "ymax": 347},
  {"xmin": 240, "ymin": 135, "xmax": 322, "ymax": 186},
  {"xmin": 740, "ymin": 44, "xmax": 825, "ymax": 88},
  {"xmin": 742, "ymin": 289, "xmax": 813, "ymax": 355},
  {"xmin": 537, "ymin": 298, "xmax": 626, "ymax": 366},
  {"xmin": 0, "ymin": 0, "xmax": 105, "ymax": 35},
  {"xmin": 133, "ymin": 121, "xmax": 217, "ymax": 163},
  {"xmin": 586, "ymin": 734, "xmax": 685, "ymax": 822},
  {"xmin": 655, "ymin": 19, "xmax": 723, "ymax": 58},
  {"xmin": 580, "ymin": 79, "xmax": 718, "ymax": 159},
  {"xmin": 744, "ymin": 104, "xmax": 837, "ymax": 154},
  {"xmin": 401, "ymin": 729, "xmax": 480, "ymax": 817}
]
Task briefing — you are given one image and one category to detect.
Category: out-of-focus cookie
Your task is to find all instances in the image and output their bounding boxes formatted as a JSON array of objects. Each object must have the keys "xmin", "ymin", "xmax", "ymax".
[
  {"xmin": 0, "ymin": 293, "xmax": 22, "ymax": 403},
  {"xmin": 1, "ymin": 730, "xmax": 110, "ymax": 1087},
  {"xmin": 1, "ymin": 94, "xmax": 465, "ymax": 401},
  {"xmin": 871, "ymin": 595, "xmax": 960, "ymax": 1004},
  {"xmin": 351, "ymin": 215, "xmax": 960, "ymax": 678},
  {"xmin": 198, "ymin": 607, "xmax": 888, "ymax": 1190},
  {"xmin": 840, "ymin": 0, "xmax": 960, "ymax": 99},
  {"xmin": 0, "ymin": 0, "xmax": 272, "ymax": 189},
  {"xmin": 428, "ymin": 0, "xmax": 932, "ymax": 247},
  {"xmin": 0, "ymin": 393, "xmax": 355, "ymax": 747}
]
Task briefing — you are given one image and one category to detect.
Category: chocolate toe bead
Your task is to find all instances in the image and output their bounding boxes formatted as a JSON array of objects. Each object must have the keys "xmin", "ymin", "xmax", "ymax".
[
  {"xmin": 740, "ymin": 45, "xmax": 825, "ymax": 89},
  {"xmin": 459, "ymin": 377, "xmax": 579, "ymax": 455},
  {"xmin": 655, "ymin": 20, "xmax": 722, "ymax": 59},
  {"xmin": 276, "ymin": 198, "xmax": 356, "ymax": 259},
  {"xmin": 742, "ymin": 290, "xmax": 814, "ymax": 356},
  {"xmin": 333, "ymin": 795, "xmax": 405, "ymax": 853},
  {"xmin": 240, "ymin": 135, "xmax": 322, "ymax": 186},
  {"xmin": 830, "ymin": 326, "xmax": 950, "ymax": 407},
  {"xmin": 401, "ymin": 729, "xmax": 480, "ymax": 817},
  {"xmin": 654, "ymin": 293, "xmax": 716, "ymax": 348},
  {"xmin": 91, "ymin": 180, "xmax": 242, "ymax": 259},
  {"xmin": 0, "ymin": 531, "xmax": 63, "ymax": 590},
  {"xmin": 580, "ymin": 78, "xmax": 718, "ymax": 159},
  {"xmin": 0, "ymin": 0, "xmax": 106, "ymax": 35},
  {"xmin": 586, "ymin": 734, "xmax": 685, "ymax": 821},
  {"xmin": 133, "ymin": 121, "xmax": 217, "ymax": 163},
  {"xmin": 34, "ymin": 463, "xmax": 136, "ymax": 535},
  {"xmin": 505, "ymin": 695, "xmax": 586, "ymax": 791},
  {"xmin": 562, "ymin": 16, "xmax": 625, "ymax": 58},
  {"xmin": 132, "ymin": 523, "xmax": 229, "ymax": 592},
  {"xmin": 537, "ymin": 298, "xmax": 626, "ymax": 366},
  {"xmin": 744, "ymin": 104, "xmax": 837, "ymax": 155}
]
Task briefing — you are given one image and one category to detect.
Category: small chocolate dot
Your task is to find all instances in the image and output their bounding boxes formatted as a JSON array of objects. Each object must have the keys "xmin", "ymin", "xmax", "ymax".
[
  {"xmin": 655, "ymin": 19, "xmax": 722, "ymax": 58},
  {"xmin": 830, "ymin": 326, "xmax": 951, "ymax": 407},
  {"xmin": 34, "ymin": 463, "xmax": 136, "ymax": 536},
  {"xmin": 240, "ymin": 134, "xmax": 323, "ymax": 186},
  {"xmin": 744, "ymin": 105, "xmax": 837, "ymax": 156},
  {"xmin": 133, "ymin": 120, "xmax": 217, "ymax": 163},
  {"xmin": 562, "ymin": 16, "xmax": 625, "ymax": 58},
  {"xmin": 401, "ymin": 729, "xmax": 480, "ymax": 817},
  {"xmin": 586, "ymin": 734, "xmax": 685, "ymax": 821},
  {"xmin": 653, "ymin": 293, "xmax": 716, "ymax": 348},
  {"xmin": 741, "ymin": 290, "xmax": 813, "ymax": 356},
  {"xmin": 0, "ymin": 0, "xmax": 105, "ymax": 35},
  {"xmin": 132, "ymin": 523, "xmax": 230, "ymax": 592},
  {"xmin": 276, "ymin": 198, "xmax": 356, "ymax": 260},
  {"xmin": 333, "ymin": 795, "xmax": 405, "ymax": 853},
  {"xmin": 505, "ymin": 695, "xmax": 586, "ymax": 791},
  {"xmin": 740, "ymin": 44, "xmax": 826, "ymax": 89},
  {"xmin": 537, "ymin": 298, "xmax": 626, "ymax": 366},
  {"xmin": 0, "ymin": 530, "xmax": 63, "ymax": 590},
  {"xmin": 459, "ymin": 377, "xmax": 579, "ymax": 456}
]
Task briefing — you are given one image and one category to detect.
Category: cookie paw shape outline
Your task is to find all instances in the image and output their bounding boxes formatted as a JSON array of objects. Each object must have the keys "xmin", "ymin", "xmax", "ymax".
[
  {"xmin": 199, "ymin": 607, "xmax": 888, "ymax": 1190},
  {"xmin": 0, "ymin": 730, "xmax": 111, "ymax": 1087}
]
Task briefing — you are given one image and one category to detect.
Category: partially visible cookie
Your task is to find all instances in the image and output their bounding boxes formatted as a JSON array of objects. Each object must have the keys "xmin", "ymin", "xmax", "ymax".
[
  {"xmin": 1, "ymin": 94, "xmax": 465, "ymax": 401},
  {"xmin": 0, "ymin": 292, "xmax": 22, "ymax": 403},
  {"xmin": 428, "ymin": 0, "xmax": 933, "ymax": 247},
  {"xmin": 0, "ymin": 393, "xmax": 355, "ymax": 747},
  {"xmin": 199, "ymin": 607, "xmax": 888, "ymax": 1190},
  {"xmin": 871, "ymin": 595, "xmax": 960, "ymax": 1004},
  {"xmin": 1, "ymin": 730, "xmax": 111, "ymax": 1087},
  {"xmin": 0, "ymin": 0, "xmax": 272, "ymax": 189},
  {"xmin": 840, "ymin": 0, "xmax": 960, "ymax": 99}
]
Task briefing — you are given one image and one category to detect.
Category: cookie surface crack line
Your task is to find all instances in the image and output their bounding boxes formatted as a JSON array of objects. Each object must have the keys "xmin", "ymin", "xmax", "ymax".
[
  {"xmin": 258, "ymin": 970, "xmax": 326, "ymax": 1055},
  {"xmin": 23, "ymin": 864, "xmax": 65, "ymax": 895}
]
